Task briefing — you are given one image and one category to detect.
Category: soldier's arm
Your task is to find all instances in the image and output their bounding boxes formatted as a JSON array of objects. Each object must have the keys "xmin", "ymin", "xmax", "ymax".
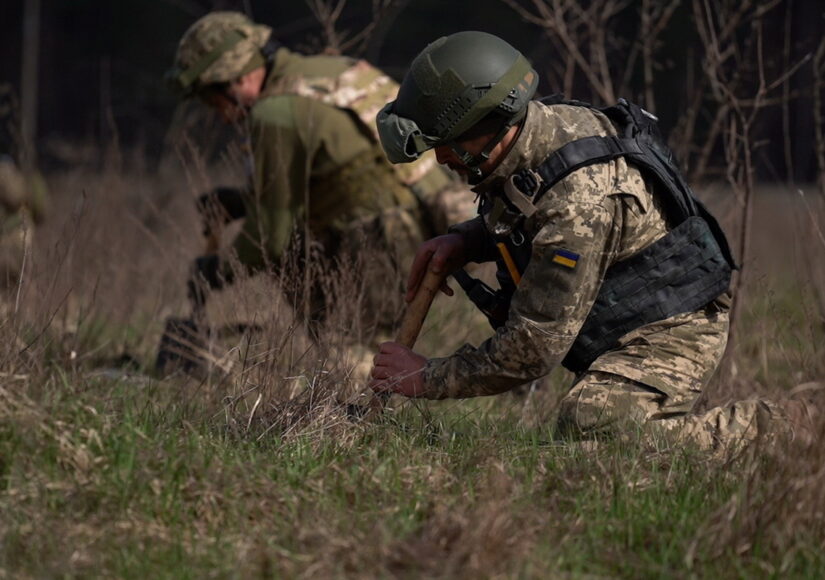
[
  {"xmin": 421, "ymin": 166, "xmax": 619, "ymax": 399},
  {"xmin": 232, "ymin": 99, "xmax": 308, "ymax": 270}
]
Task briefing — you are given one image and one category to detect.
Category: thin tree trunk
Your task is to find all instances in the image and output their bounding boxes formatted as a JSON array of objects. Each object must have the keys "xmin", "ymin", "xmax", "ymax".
[
  {"xmin": 781, "ymin": 0, "xmax": 794, "ymax": 185},
  {"xmin": 364, "ymin": 0, "xmax": 413, "ymax": 63},
  {"xmin": 814, "ymin": 39, "xmax": 825, "ymax": 198},
  {"xmin": 20, "ymin": 0, "xmax": 41, "ymax": 173}
]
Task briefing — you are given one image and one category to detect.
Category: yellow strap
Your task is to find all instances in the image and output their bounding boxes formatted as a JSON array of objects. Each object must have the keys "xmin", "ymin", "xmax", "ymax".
[{"xmin": 496, "ymin": 242, "xmax": 522, "ymax": 285}]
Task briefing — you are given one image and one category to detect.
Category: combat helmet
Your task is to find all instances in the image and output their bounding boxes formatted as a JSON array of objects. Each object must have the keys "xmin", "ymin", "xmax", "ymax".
[
  {"xmin": 168, "ymin": 11, "xmax": 275, "ymax": 97},
  {"xmin": 377, "ymin": 31, "xmax": 538, "ymax": 180}
]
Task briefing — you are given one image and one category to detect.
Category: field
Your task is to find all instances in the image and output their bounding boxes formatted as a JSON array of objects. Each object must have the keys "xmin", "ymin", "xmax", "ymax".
[{"xmin": 1, "ymin": 157, "xmax": 824, "ymax": 579}]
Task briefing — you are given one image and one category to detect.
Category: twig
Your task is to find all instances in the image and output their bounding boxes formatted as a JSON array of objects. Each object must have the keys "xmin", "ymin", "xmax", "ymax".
[{"xmin": 813, "ymin": 37, "xmax": 825, "ymax": 197}]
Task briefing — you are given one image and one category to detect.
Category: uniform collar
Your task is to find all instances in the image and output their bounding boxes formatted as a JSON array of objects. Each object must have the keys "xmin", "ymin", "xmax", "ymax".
[
  {"xmin": 259, "ymin": 47, "xmax": 294, "ymax": 98},
  {"xmin": 472, "ymin": 100, "xmax": 563, "ymax": 195}
]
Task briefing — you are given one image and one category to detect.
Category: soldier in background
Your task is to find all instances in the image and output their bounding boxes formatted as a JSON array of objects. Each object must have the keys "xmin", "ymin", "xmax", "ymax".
[
  {"xmin": 0, "ymin": 84, "xmax": 47, "ymax": 289},
  {"xmin": 167, "ymin": 12, "xmax": 469, "ymax": 353},
  {"xmin": 370, "ymin": 31, "xmax": 820, "ymax": 451}
]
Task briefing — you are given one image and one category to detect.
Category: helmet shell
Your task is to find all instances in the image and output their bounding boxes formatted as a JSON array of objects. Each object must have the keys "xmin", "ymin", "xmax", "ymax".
[
  {"xmin": 394, "ymin": 31, "xmax": 538, "ymax": 142},
  {"xmin": 173, "ymin": 11, "xmax": 271, "ymax": 90}
]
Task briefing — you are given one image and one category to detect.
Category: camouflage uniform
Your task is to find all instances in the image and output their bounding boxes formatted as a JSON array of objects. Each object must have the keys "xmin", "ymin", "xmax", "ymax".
[
  {"xmin": 235, "ymin": 47, "xmax": 455, "ymax": 271},
  {"xmin": 236, "ymin": 48, "xmax": 462, "ymax": 336},
  {"xmin": 423, "ymin": 101, "xmax": 795, "ymax": 451},
  {"xmin": 173, "ymin": 13, "xmax": 467, "ymax": 338}
]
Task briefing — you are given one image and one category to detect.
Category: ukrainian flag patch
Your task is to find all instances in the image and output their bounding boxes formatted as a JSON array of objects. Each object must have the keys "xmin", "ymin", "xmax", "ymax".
[{"xmin": 552, "ymin": 249, "xmax": 580, "ymax": 269}]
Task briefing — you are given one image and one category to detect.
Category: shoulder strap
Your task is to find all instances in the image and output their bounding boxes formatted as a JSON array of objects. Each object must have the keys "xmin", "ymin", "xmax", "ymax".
[{"xmin": 523, "ymin": 98, "xmax": 736, "ymax": 268}]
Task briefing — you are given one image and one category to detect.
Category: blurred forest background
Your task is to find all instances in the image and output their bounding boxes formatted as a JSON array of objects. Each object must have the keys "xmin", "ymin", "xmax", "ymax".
[{"xmin": 1, "ymin": 0, "xmax": 824, "ymax": 184}]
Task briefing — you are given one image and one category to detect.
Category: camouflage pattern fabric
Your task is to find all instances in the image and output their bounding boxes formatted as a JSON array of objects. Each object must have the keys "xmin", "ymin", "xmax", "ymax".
[
  {"xmin": 420, "ymin": 100, "xmax": 796, "ymax": 450},
  {"xmin": 269, "ymin": 58, "xmax": 443, "ymax": 188},
  {"xmin": 174, "ymin": 12, "xmax": 272, "ymax": 86},
  {"xmin": 556, "ymin": 371, "xmax": 795, "ymax": 452},
  {"xmin": 234, "ymin": 46, "xmax": 467, "ymax": 272},
  {"xmin": 225, "ymin": 48, "xmax": 436, "ymax": 347}
]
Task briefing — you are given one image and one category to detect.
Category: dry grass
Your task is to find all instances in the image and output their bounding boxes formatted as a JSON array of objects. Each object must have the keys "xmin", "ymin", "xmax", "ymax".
[{"xmin": 0, "ymin": 151, "xmax": 824, "ymax": 578}]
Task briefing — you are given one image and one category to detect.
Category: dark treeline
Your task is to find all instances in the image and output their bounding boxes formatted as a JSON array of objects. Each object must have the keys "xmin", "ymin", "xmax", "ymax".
[{"xmin": 0, "ymin": 0, "xmax": 823, "ymax": 182}]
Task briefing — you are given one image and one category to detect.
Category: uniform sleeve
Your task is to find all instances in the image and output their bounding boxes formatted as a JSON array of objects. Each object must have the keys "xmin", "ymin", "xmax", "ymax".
[
  {"xmin": 233, "ymin": 100, "xmax": 309, "ymax": 270},
  {"xmin": 422, "ymin": 166, "xmax": 619, "ymax": 399}
]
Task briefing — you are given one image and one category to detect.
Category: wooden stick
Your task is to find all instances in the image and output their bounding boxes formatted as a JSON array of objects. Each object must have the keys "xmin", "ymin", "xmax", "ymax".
[
  {"xmin": 395, "ymin": 268, "xmax": 443, "ymax": 348},
  {"xmin": 368, "ymin": 267, "xmax": 443, "ymax": 414}
]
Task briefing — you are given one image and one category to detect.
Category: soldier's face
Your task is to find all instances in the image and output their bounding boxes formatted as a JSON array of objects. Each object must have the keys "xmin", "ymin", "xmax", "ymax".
[
  {"xmin": 227, "ymin": 67, "xmax": 266, "ymax": 108},
  {"xmin": 433, "ymin": 124, "xmax": 520, "ymax": 181},
  {"xmin": 199, "ymin": 68, "xmax": 266, "ymax": 124}
]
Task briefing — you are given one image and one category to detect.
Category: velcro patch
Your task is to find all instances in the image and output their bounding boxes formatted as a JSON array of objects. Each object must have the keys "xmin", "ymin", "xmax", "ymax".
[{"xmin": 552, "ymin": 249, "xmax": 580, "ymax": 269}]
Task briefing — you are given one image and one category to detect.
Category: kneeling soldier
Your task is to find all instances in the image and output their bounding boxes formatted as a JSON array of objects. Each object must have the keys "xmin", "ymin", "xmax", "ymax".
[
  {"xmin": 370, "ymin": 31, "xmax": 817, "ymax": 451},
  {"xmin": 168, "ymin": 12, "xmax": 468, "ymax": 346}
]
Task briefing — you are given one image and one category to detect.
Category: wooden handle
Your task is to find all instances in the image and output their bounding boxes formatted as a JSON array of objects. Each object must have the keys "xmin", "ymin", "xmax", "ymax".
[
  {"xmin": 366, "ymin": 268, "xmax": 443, "ymax": 415},
  {"xmin": 396, "ymin": 268, "xmax": 443, "ymax": 348}
]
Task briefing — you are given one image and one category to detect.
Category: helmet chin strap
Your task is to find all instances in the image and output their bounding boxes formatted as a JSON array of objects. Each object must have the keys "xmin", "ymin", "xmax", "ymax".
[{"xmin": 447, "ymin": 110, "xmax": 525, "ymax": 185}]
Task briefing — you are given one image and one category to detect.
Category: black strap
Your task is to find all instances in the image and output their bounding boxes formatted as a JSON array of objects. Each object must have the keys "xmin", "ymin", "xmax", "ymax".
[
  {"xmin": 523, "ymin": 120, "xmax": 734, "ymax": 268},
  {"xmin": 533, "ymin": 135, "xmax": 643, "ymax": 204},
  {"xmin": 452, "ymin": 269, "xmax": 508, "ymax": 328}
]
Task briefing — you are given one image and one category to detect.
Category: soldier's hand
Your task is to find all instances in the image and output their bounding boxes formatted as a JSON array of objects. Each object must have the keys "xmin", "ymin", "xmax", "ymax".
[
  {"xmin": 406, "ymin": 233, "xmax": 467, "ymax": 302},
  {"xmin": 369, "ymin": 342, "xmax": 427, "ymax": 398}
]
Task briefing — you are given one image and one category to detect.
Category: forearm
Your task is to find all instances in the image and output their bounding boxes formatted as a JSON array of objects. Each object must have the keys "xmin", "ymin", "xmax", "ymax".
[
  {"xmin": 422, "ymin": 321, "xmax": 574, "ymax": 399},
  {"xmin": 422, "ymin": 194, "xmax": 615, "ymax": 399}
]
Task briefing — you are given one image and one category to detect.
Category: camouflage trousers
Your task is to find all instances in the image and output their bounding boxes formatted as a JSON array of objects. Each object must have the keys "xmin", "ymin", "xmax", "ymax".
[{"xmin": 556, "ymin": 371, "xmax": 801, "ymax": 453}]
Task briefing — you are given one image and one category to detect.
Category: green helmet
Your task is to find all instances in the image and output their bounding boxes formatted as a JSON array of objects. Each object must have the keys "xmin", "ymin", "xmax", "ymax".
[
  {"xmin": 377, "ymin": 31, "xmax": 538, "ymax": 174},
  {"xmin": 168, "ymin": 11, "xmax": 273, "ymax": 97}
]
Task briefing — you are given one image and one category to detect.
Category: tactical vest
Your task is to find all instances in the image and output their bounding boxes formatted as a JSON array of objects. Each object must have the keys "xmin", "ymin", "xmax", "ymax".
[{"xmin": 457, "ymin": 97, "xmax": 736, "ymax": 373}]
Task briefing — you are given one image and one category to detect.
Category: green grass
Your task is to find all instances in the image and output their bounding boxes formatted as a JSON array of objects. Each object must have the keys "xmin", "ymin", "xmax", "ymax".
[{"xmin": 1, "ymin": 366, "xmax": 823, "ymax": 578}]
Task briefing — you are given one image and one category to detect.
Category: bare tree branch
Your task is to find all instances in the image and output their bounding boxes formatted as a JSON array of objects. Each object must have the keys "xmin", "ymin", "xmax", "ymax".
[
  {"xmin": 303, "ymin": 0, "xmax": 405, "ymax": 57},
  {"xmin": 502, "ymin": 0, "xmax": 631, "ymax": 103}
]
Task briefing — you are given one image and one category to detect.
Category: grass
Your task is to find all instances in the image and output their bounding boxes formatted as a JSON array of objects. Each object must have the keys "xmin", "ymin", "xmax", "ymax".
[
  {"xmin": 0, "ymin": 162, "xmax": 824, "ymax": 578},
  {"xmin": 3, "ymin": 378, "xmax": 822, "ymax": 578}
]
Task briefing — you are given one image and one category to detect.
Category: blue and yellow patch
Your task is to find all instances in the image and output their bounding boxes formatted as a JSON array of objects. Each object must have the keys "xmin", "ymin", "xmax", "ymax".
[{"xmin": 552, "ymin": 249, "xmax": 580, "ymax": 269}]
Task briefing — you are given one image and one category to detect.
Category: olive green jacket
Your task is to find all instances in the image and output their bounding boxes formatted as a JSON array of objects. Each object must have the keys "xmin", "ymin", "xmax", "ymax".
[{"xmin": 234, "ymin": 49, "xmax": 448, "ymax": 269}]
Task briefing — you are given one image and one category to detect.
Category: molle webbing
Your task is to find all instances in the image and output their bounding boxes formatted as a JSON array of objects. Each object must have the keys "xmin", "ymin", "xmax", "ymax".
[
  {"xmin": 526, "ymin": 98, "xmax": 736, "ymax": 267},
  {"xmin": 561, "ymin": 216, "xmax": 731, "ymax": 372}
]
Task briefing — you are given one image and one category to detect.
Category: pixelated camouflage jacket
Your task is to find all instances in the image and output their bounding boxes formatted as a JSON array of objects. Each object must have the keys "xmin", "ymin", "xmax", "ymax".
[
  {"xmin": 424, "ymin": 100, "xmax": 730, "ymax": 406},
  {"xmin": 233, "ymin": 48, "xmax": 449, "ymax": 269}
]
